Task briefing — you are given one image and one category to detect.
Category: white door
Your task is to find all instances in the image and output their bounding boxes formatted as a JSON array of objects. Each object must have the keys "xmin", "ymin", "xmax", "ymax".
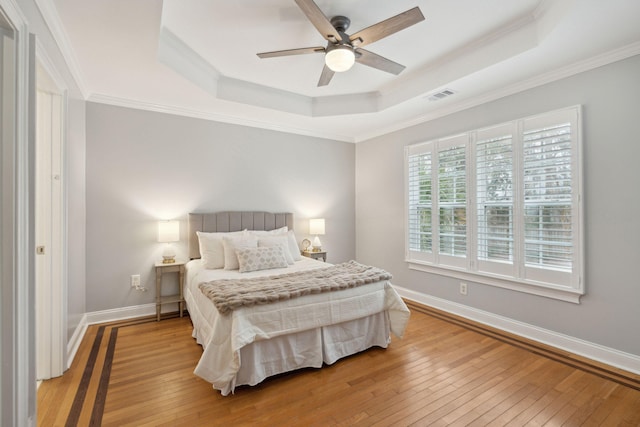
[{"xmin": 35, "ymin": 62, "xmax": 65, "ymax": 380}]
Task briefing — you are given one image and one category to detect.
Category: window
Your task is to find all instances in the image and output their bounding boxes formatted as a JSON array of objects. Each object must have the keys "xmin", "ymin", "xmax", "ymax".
[{"xmin": 405, "ymin": 107, "xmax": 583, "ymax": 302}]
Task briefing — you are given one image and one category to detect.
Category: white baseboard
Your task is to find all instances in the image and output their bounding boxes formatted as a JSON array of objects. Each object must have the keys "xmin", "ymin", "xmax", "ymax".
[
  {"xmin": 70, "ymin": 295, "xmax": 640, "ymax": 376},
  {"xmin": 395, "ymin": 286, "xmax": 640, "ymax": 375},
  {"xmin": 84, "ymin": 302, "xmax": 157, "ymax": 325},
  {"xmin": 66, "ymin": 302, "xmax": 182, "ymax": 369},
  {"xmin": 66, "ymin": 313, "xmax": 88, "ymax": 369}
]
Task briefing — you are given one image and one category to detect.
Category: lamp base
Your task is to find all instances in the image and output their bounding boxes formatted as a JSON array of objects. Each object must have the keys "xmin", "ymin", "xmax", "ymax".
[
  {"xmin": 162, "ymin": 245, "xmax": 176, "ymax": 264},
  {"xmin": 312, "ymin": 236, "xmax": 322, "ymax": 252}
]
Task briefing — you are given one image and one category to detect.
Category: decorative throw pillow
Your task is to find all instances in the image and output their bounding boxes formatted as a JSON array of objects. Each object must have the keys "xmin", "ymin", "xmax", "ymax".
[
  {"xmin": 236, "ymin": 246, "xmax": 289, "ymax": 273},
  {"xmin": 197, "ymin": 230, "xmax": 245, "ymax": 269},
  {"xmin": 258, "ymin": 236, "xmax": 294, "ymax": 264},
  {"xmin": 222, "ymin": 235, "xmax": 258, "ymax": 270}
]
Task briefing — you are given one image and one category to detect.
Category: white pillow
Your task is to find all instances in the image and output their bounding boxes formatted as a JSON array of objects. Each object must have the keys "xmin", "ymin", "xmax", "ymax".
[
  {"xmin": 222, "ymin": 235, "xmax": 258, "ymax": 270},
  {"xmin": 236, "ymin": 246, "xmax": 288, "ymax": 273},
  {"xmin": 248, "ymin": 226, "xmax": 287, "ymax": 237},
  {"xmin": 197, "ymin": 230, "xmax": 245, "ymax": 269},
  {"xmin": 287, "ymin": 230, "xmax": 302, "ymax": 261},
  {"xmin": 258, "ymin": 236, "xmax": 294, "ymax": 265}
]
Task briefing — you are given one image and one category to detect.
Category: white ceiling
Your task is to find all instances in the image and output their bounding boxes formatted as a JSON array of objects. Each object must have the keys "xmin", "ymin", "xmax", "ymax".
[{"xmin": 50, "ymin": 0, "xmax": 640, "ymax": 142}]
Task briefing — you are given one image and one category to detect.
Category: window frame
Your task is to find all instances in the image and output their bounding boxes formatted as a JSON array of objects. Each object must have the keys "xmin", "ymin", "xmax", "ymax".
[{"xmin": 405, "ymin": 106, "xmax": 584, "ymax": 303}]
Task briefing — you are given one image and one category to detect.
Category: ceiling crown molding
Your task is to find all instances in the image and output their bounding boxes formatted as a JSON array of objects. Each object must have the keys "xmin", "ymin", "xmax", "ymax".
[
  {"xmin": 34, "ymin": 0, "xmax": 88, "ymax": 98},
  {"xmin": 355, "ymin": 41, "xmax": 640, "ymax": 142},
  {"xmin": 86, "ymin": 93, "xmax": 357, "ymax": 143},
  {"xmin": 89, "ymin": 41, "xmax": 640, "ymax": 145}
]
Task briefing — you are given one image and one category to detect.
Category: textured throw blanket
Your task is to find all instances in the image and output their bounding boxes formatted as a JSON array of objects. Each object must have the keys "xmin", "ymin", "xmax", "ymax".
[{"xmin": 199, "ymin": 260, "xmax": 392, "ymax": 315}]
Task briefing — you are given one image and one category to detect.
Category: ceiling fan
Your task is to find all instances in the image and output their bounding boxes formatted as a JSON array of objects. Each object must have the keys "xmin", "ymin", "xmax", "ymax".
[{"xmin": 257, "ymin": 0, "xmax": 425, "ymax": 87}]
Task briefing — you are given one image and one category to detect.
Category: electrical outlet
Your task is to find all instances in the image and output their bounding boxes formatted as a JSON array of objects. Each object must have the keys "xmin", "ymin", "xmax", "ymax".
[
  {"xmin": 131, "ymin": 274, "xmax": 141, "ymax": 289},
  {"xmin": 459, "ymin": 282, "xmax": 468, "ymax": 295}
]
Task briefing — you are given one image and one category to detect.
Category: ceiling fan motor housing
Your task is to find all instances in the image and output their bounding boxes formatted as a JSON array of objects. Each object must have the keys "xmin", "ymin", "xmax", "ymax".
[{"xmin": 330, "ymin": 15, "xmax": 351, "ymax": 33}]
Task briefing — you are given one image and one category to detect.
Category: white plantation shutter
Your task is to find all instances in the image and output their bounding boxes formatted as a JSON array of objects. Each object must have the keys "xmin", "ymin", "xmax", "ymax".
[
  {"xmin": 521, "ymin": 108, "xmax": 580, "ymax": 287},
  {"xmin": 437, "ymin": 137, "xmax": 468, "ymax": 268},
  {"xmin": 476, "ymin": 124, "xmax": 515, "ymax": 277},
  {"xmin": 406, "ymin": 144, "xmax": 434, "ymax": 263},
  {"xmin": 406, "ymin": 106, "xmax": 583, "ymax": 301},
  {"xmin": 523, "ymin": 124, "xmax": 572, "ymax": 268}
]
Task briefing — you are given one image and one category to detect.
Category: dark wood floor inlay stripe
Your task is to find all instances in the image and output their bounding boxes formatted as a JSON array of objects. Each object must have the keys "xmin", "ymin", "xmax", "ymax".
[
  {"xmin": 65, "ymin": 325, "xmax": 105, "ymax": 427},
  {"xmin": 37, "ymin": 310, "xmax": 639, "ymax": 426},
  {"xmin": 64, "ymin": 316, "xmax": 160, "ymax": 426},
  {"xmin": 90, "ymin": 327, "xmax": 119, "ymax": 426}
]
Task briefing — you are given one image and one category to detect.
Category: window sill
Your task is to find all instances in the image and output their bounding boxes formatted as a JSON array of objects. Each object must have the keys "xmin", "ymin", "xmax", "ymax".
[{"xmin": 407, "ymin": 261, "xmax": 583, "ymax": 304}]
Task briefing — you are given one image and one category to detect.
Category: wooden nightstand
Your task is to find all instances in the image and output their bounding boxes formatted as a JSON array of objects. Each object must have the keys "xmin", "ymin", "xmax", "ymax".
[
  {"xmin": 155, "ymin": 260, "xmax": 185, "ymax": 321},
  {"xmin": 301, "ymin": 250, "xmax": 327, "ymax": 262}
]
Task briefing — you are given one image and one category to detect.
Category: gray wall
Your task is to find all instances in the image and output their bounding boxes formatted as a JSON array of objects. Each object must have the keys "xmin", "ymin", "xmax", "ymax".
[
  {"xmin": 355, "ymin": 54, "xmax": 640, "ymax": 356},
  {"xmin": 85, "ymin": 103, "xmax": 355, "ymax": 312}
]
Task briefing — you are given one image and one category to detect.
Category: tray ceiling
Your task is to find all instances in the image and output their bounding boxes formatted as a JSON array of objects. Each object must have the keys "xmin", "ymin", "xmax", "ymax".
[{"xmin": 51, "ymin": 0, "xmax": 640, "ymax": 142}]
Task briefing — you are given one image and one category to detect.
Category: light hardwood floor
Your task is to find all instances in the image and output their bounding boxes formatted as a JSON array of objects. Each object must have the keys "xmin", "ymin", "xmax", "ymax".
[{"xmin": 37, "ymin": 303, "xmax": 640, "ymax": 426}]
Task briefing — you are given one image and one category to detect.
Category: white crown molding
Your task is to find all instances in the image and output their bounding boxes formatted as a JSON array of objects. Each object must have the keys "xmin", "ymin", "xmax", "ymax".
[
  {"xmin": 157, "ymin": 27, "xmax": 220, "ymax": 95},
  {"xmin": 395, "ymin": 286, "xmax": 640, "ymax": 375},
  {"xmin": 34, "ymin": 0, "xmax": 88, "ymax": 97},
  {"xmin": 355, "ymin": 41, "xmax": 640, "ymax": 142},
  {"xmin": 88, "ymin": 42, "xmax": 640, "ymax": 145},
  {"xmin": 87, "ymin": 93, "xmax": 357, "ymax": 143},
  {"xmin": 35, "ymin": 39, "xmax": 68, "ymax": 93}
]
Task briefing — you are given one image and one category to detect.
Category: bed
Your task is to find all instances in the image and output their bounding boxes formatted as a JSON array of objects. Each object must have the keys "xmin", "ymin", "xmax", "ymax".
[{"xmin": 185, "ymin": 211, "xmax": 410, "ymax": 395}]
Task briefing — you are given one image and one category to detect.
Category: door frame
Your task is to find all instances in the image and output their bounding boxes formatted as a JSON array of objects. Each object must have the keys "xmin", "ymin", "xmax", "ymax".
[{"xmin": 0, "ymin": 0, "xmax": 36, "ymax": 424}]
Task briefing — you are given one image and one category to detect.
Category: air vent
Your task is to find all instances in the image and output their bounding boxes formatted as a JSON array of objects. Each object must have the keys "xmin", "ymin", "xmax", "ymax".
[{"xmin": 426, "ymin": 88, "xmax": 456, "ymax": 102}]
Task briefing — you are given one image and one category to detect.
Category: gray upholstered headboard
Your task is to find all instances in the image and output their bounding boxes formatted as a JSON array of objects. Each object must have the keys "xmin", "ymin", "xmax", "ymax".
[{"xmin": 188, "ymin": 211, "xmax": 294, "ymax": 259}]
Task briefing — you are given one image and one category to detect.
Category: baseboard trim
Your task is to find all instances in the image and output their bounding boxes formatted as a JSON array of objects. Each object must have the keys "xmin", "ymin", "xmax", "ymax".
[
  {"xmin": 66, "ymin": 302, "xmax": 183, "ymax": 368},
  {"xmin": 84, "ymin": 303, "xmax": 157, "ymax": 325},
  {"xmin": 395, "ymin": 286, "xmax": 640, "ymax": 377},
  {"xmin": 71, "ymin": 294, "xmax": 640, "ymax": 388},
  {"xmin": 66, "ymin": 314, "xmax": 88, "ymax": 369}
]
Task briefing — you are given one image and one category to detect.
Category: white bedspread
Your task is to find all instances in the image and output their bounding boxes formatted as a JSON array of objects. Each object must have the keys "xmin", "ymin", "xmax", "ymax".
[{"xmin": 184, "ymin": 258, "xmax": 410, "ymax": 394}]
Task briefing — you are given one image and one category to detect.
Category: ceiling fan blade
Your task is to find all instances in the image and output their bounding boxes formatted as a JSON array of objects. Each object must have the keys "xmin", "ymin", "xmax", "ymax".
[
  {"xmin": 317, "ymin": 65, "xmax": 335, "ymax": 87},
  {"xmin": 349, "ymin": 7, "xmax": 425, "ymax": 48},
  {"xmin": 355, "ymin": 49, "xmax": 405, "ymax": 75},
  {"xmin": 257, "ymin": 46, "xmax": 325, "ymax": 58},
  {"xmin": 294, "ymin": 0, "xmax": 343, "ymax": 42},
  {"xmin": 256, "ymin": 46, "xmax": 325, "ymax": 59}
]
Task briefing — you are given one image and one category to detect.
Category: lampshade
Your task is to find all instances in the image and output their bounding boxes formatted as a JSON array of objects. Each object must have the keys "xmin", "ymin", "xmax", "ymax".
[
  {"xmin": 325, "ymin": 46, "xmax": 355, "ymax": 72},
  {"xmin": 309, "ymin": 218, "xmax": 325, "ymax": 236},
  {"xmin": 158, "ymin": 220, "xmax": 179, "ymax": 243}
]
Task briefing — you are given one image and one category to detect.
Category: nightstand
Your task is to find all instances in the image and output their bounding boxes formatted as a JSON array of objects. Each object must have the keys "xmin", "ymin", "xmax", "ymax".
[
  {"xmin": 301, "ymin": 250, "xmax": 327, "ymax": 262},
  {"xmin": 155, "ymin": 260, "xmax": 185, "ymax": 321}
]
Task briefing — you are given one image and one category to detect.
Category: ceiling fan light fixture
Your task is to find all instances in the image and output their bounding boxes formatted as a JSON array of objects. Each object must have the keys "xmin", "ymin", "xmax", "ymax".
[{"xmin": 325, "ymin": 45, "xmax": 355, "ymax": 72}]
